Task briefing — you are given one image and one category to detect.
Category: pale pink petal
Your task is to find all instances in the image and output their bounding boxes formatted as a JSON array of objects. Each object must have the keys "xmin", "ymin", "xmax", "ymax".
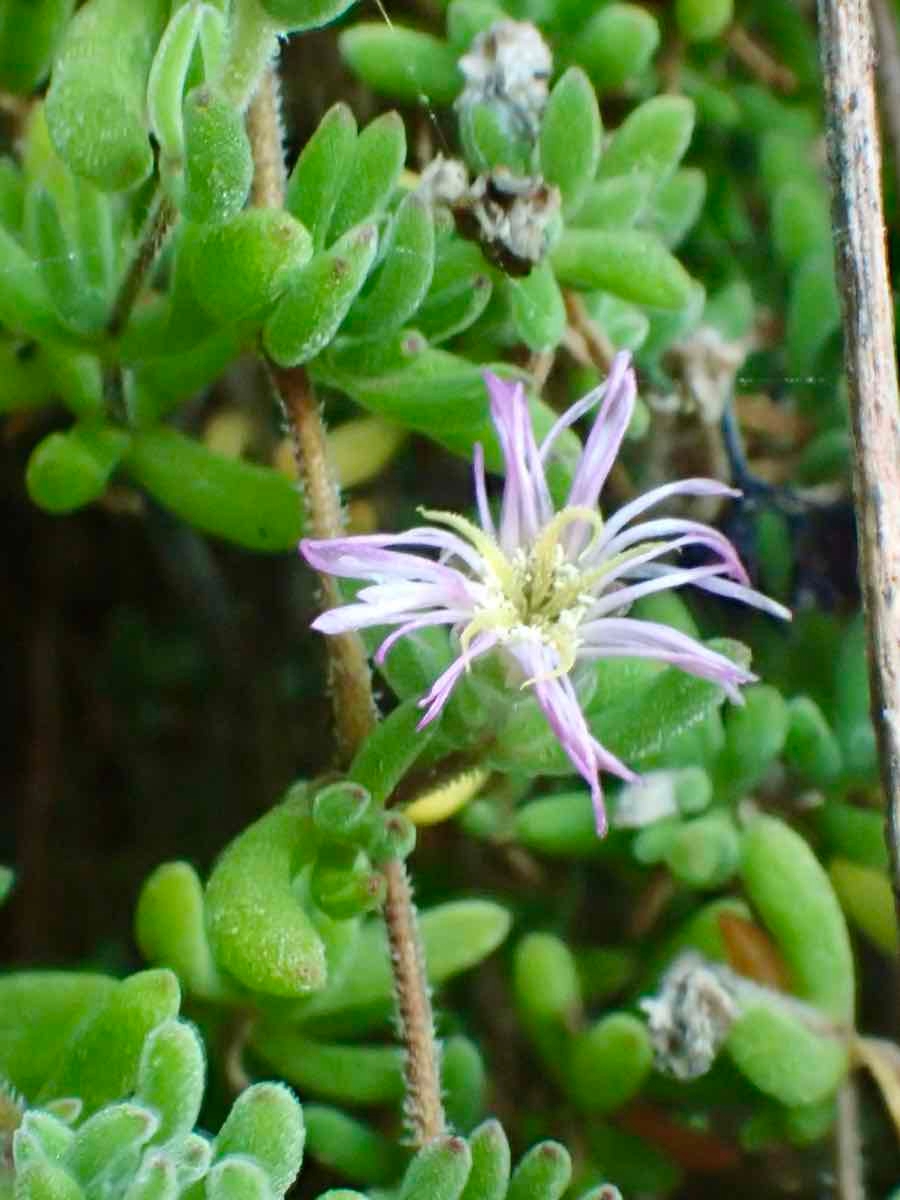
[
  {"xmin": 507, "ymin": 640, "xmax": 637, "ymax": 834},
  {"xmin": 472, "ymin": 443, "xmax": 495, "ymax": 536},
  {"xmin": 565, "ymin": 352, "xmax": 636, "ymax": 516},
  {"xmin": 579, "ymin": 616, "xmax": 755, "ymax": 703},
  {"xmin": 586, "ymin": 534, "xmax": 721, "ymax": 596},
  {"xmin": 374, "ymin": 610, "xmax": 469, "ymax": 665},
  {"xmin": 585, "ymin": 564, "xmax": 732, "ymax": 619},
  {"xmin": 539, "ymin": 380, "xmax": 606, "ymax": 463},
  {"xmin": 301, "ymin": 540, "xmax": 473, "ymax": 601},
  {"xmin": 416, "ymin": 631, "xmax": 499, "ymax": 728},
  {"xmin": 484, "ymin": 371, "xmax": 550, "ymax": 550},
  {"xmin": 312, "ymin": 601, "xmax": 425, "ymax": 635},
  {"xmin": 670, "ymin": 569, "xmax": 793, "ymax": 621},
  {"xmin": 598, "ymin": 479, "xmax": 741, "ymax": 548},
  {"xmin": 599, "ymin": 517, "xmax": 750, "ymax": 585}
]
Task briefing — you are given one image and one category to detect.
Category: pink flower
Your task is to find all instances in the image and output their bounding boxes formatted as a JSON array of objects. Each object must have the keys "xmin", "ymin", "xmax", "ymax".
[{"xmin": 301, "ymin": 353, "xmax": 789, "ymax": 835}]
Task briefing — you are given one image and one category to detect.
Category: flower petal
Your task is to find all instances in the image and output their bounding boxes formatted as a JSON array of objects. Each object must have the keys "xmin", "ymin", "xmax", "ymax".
[
  {"xmin": 508, "ymin": 640, "xmax": 637, "ymax": 834},
  {"xmin": 599, "ymin": 516, "xmax": 750, "ymax": 584},
  {"xmin": 484, "ymin": 371, "xmax": 551, "ymax": 550},
  {"xmin": 584, "ymin": 563, "xmax": 733, "ymax": 619},
  {"xmin": 672, "ymin": 570, "xmax": 793, "ymax": 621},
  {"xmin": 374, "ymin": 610, "xmax": 469, "ymax": 665},
  {"xmin": 416, "ymin": 631, "xmax": 499, "ymax": 728},
  {"xmin": 565, "ymin": 351, "xmax": 636, "ymax": 517},
  {"xmin": 599, "ymin": 478, "xmax": 741, "ymax": 548},
  {"xmin": 579, "ymin": 616, "xmax": 756, "ymax": 702},
  {"xmin": 472, "ymin": 442, "xmax": 495, "ymax": 537},
  {"xmin": 301, "ymin": 538, "xmax": 474, "ymax": 598}
]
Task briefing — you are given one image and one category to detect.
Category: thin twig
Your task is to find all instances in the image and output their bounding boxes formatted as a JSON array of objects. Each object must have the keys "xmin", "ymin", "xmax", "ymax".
[
  {"xmin": 564, "ymin": 290, "xmax": 614, "ymax": 373},
  {"xmin": 869, "ymin": 0, "xmax": 900, "ymax": 200},
  {"xmin": 251, "ymin": 66, "xmax": 445, "ymax": 1145},
  {"xmin": 835, "ymin": 1079, "xmax": 865, "ymax": 1200},
  {"xmin": 727, "ymin": 24, "xmax": 798, "ymax": 93},
  {"xmin": 817, "ymin": 0, "xmax": 900, "ymax": 923},
  {"xmin": 107, "ymin": 192, "xmax": 177, "ymax": 338}
]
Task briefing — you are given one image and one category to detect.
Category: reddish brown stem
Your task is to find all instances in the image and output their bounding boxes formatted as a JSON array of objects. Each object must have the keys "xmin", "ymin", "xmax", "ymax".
[{"xmin": 251, "ymin": 65, "xmax": 445, "ymax": 1146}]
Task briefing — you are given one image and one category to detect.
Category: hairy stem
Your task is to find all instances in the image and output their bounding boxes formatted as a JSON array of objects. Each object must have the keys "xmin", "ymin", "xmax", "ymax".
[
  {"xmin": 251, "ymin": 66, "xmax": 446, "ymax": 1145},
  {"xmin": 268, "ymin": 361, "xmax": 379, "ymax": 758},
  {"xmin": 106, "ymin": 191, "xmax": 176, "ymax": 339},
  {"xmin": 247, "ymin": 67, "xmax": 287, "ymax": 208},
  {"xmin": 383, "ymin": 858, "xmax": 445, "ymax": 1145},
  {"xmin": 818, "ymin": 0, "xmax": 900, "ymax": 926}
]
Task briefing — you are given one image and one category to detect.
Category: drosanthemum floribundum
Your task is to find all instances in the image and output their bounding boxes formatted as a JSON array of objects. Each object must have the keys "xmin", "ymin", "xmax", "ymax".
[{"xmin": 301, "ymin": 353, "xmax": 790, "ymax": 835}]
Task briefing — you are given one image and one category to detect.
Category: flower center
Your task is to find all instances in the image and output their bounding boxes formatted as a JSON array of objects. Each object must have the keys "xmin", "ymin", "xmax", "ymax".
[{"xmin": 420, "ymin": 505, "xmax": 609, "ymax": 682}]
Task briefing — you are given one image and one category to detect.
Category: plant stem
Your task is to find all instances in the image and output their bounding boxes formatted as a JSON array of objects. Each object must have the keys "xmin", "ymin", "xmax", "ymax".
[
  {"xmin": 726, "ymin": 24, "xmax": 798, "ymax": 93},
  {"xmin": 835, "ymin": 1079, "xmax": 865, "ymax": 1200},
  {"xmin": 107, "ymin": 191, "xmax": 177, "ymax": 339},
  {"xmin": 817, "ymin": 0, "xmax": 900, "ymax": 927},
  {"xmin": 383, "ymin": 857, "xmax": 445, "ymax": 1145},
  {"xmin": 247, "ymin": 66, "xmax": 287, "ymax": 208},
  {"xmin": 251, "ymin": 66, "xmax": 446, "ymax": 1145},
  {"xmin": 268, "ymin": 361, "xmax": 379, "ymax": 759}
]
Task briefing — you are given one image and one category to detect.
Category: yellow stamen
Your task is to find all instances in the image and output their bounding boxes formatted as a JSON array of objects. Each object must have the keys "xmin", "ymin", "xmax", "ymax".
[
  {"xmin": 418, "ymin": 505, "xmax": 520, "ymax": 598},
  {"xmin": 519, "ymin": 633, "xmax": 579, "ymax": 688}
]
